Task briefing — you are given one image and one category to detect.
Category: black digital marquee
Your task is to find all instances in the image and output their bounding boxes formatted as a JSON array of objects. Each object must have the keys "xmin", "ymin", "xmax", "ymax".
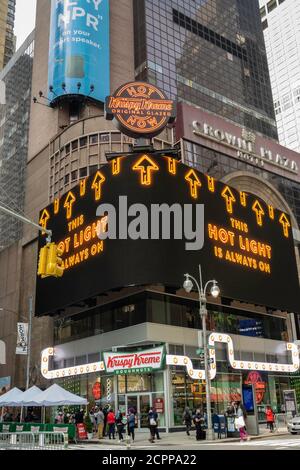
[{"xmin": 36, "ymin": 154, "xmax": 300, "ymax": 316}]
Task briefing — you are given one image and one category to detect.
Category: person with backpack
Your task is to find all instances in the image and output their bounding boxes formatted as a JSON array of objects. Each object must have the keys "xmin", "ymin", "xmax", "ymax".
[
  {"xmin": 127, "ymin": 410, "xmax": 136, "ymax": 442},
  {"xmin": 183, "ymin": 406, "xmax": 193, "ymax": 436},
  {"xmin": 115, "ymin": 409, "xmax": 125, "ymax": 443}
]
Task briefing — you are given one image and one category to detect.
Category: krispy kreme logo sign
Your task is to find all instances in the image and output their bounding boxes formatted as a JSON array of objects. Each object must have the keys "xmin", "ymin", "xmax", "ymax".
[
  {"xmin": 103, "ymin": 346, "xmax": 165, "ymax": 375},
  {"xmin": 105, "ymin": 82, "xmax": 176, "ymax": 139}
]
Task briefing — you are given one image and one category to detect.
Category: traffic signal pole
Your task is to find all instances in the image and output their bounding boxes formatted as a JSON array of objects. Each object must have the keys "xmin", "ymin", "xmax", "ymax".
[
  {"xmin": 0, "ymin": 203, "xmax": 52, "ymax": 241},
  {"xmin": 0, "ymin": 204, "xmax": 48, "ymax": 391}
]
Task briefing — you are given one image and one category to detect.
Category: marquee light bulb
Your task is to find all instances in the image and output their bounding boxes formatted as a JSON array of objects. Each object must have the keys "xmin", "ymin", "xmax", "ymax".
[
  {"xmin": 183, "ymin": 276, "xmax": 193, "ymax": 293},
  {"xmin": 211, "ymin": 282, "xmax": 220, "ymax": 298}
]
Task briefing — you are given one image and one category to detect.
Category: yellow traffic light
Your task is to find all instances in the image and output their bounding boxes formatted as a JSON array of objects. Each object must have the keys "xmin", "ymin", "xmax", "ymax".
[
  {"xmin": 37, "ymin": 243, "xmax": 64, "ymax": 278},
  {"xmin": 46, "ymin": 243, "xmax": 64, "ymax": 278},
  {"xmin": 37, "ymin": 245, "xmax": 50, "ymax": 278}
]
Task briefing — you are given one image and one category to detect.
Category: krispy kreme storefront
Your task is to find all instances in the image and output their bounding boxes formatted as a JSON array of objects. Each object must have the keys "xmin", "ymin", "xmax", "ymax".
[
  {"xmin": 103, "ymin": 346, "xmax": 167, "ymax": 430},
  {"xmin": 42, "ymin": 329, "xmax": 300, "ymax": 432}
]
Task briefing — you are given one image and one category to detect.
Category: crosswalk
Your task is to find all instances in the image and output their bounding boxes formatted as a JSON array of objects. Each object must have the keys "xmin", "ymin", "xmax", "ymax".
[
  {"xmin": 68, "ymin": 443, "xmax": 157, "ymax": 451},
  {"xmin": 67, "ymin": 437, "xmax": 300, "ymax": 451},
  {"xmin": 245, "ymin": 439, "xmax": 300, "ymax": 448},
  {"xmin": 206, "ymin": 438, "xmax": 300, "ymax": 449}
]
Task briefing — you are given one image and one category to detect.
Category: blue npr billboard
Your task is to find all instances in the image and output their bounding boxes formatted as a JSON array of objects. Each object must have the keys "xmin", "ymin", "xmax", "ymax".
[{"xmin": 48, "ymin": 0, "xmax": 110, "ymax": 105}]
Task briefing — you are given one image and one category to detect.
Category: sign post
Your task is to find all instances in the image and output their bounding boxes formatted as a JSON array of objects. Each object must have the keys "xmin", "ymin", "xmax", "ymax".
[{"xmin": 283, "ymin": 390, "xmax": 298, "ymax": 419}]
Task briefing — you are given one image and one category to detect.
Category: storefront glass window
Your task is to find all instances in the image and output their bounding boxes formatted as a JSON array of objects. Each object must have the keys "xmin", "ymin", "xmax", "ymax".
[
  {"xmin": 171, "ymin": 369, "xmax": 187, "ymax": 426},
  {"xmin": 211, "ymin": 374, "xmax": 242, "ymax": 414},
  {"xmin": 126, "ymin": 374, "xmax": 151, "ymax": 393},
  {"xmin": 153, "ymin": 372, "xmax": 164, "ymax": 392},
  {"xmin": 117, "ymin": 376, "xmax": 126, "ymax": 394}
]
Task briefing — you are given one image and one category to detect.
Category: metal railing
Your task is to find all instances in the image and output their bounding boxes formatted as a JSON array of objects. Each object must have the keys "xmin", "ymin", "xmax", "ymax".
[{"xmin": 0, "ymin": 432, "xmax": 68, "ymax": 450}]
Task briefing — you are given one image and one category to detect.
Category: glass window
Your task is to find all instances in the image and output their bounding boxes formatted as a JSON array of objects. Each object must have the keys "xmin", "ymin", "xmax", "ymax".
[
  {"xmin": 267, "ymin": 0, "xmax": 277, "ymax": 13},
  {"xmin": 79, "ymin": 167, "xmax": 87, "ymax": 178},
  {"xmin": 89, "ymin": 134, "xmax": 98, "ymax": 145},
  {"xmin": 126, "ymin": 374, "xmax": 151, "ymax": 393},
  {"xmin": 153, "ymin": 372, "xmax": 164, "ymax": 392},
  {"xmin": 80, "ymin": 137, "xmax": 87, "ymax": 148},
  {"xmin": 71, "ymin": 140, "xmax": 78, "ymax": 151}
]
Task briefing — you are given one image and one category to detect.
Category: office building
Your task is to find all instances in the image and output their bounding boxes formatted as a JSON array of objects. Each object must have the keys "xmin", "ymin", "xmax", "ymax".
[
  {"xmin": 0, "ymin": 0, "xmax": 16, "ymax": 70},
  {"xmin": 134, "ymin": 0, "xmax": 277, "ymax": 140},
  {"xmin": 0, "ymin": 31, "xmax": 34, "ymax": 249},
  {"xmin": 259, "ymin": 0, "xmax": 300, "ymax": 152}
]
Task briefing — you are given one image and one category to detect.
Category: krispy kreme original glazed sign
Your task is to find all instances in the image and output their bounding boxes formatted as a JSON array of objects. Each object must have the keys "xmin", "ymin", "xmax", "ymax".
[
  {"xmin": 103, "ymin": 346, "xmax": 165, "ymax": 375},
  {"xmin": 105, "ymin": 81, "xmax": 176, "ymax": 139}
]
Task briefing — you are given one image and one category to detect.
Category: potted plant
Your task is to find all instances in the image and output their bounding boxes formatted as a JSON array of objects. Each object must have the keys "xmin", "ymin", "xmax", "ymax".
[{"xmin": 84, "ymin": 413, "xmax": 93, "ymax": 440}]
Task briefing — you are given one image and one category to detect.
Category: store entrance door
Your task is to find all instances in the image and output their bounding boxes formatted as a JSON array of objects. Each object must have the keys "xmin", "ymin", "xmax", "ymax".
[{"xmin": 126, "ymin": 394, "xmax": 152, "ymax": 430}]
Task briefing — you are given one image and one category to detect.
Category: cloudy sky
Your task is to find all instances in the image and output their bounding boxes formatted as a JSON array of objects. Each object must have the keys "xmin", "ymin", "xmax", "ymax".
[{"xmin": 15, "ymin": 0, "xmax": 37, "ymax": 49}]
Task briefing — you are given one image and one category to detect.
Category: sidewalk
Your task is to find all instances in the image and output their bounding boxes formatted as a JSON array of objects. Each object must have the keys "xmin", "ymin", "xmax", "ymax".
[{"xmin": 79, "ymin": 426, "xmax": 289, "ymax": 448}]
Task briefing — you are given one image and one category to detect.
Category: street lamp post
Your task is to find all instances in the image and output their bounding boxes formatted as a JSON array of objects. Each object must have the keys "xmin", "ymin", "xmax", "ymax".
[{"xmin": 183, "ymin": 265, "xmax": 220, "ymax": 441}]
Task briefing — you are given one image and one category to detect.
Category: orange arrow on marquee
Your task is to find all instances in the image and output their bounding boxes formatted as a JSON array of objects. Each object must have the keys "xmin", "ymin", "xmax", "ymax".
[
  {"xmin": 207, "ymin": 175, "xmax": 215, "ymax": 193},
  {"xmin": 185, "ymin": 169, "xmax": 202, "ymax": 199},
  {"xmin": 64, "ymin": 191, "xmax": 76, "ymax": 220},
  {"xmin": 221, "ymin": 186, "xmax": 236, "ymax": 214},
  {"xmin": 39, "ymin": 209, "xmax": 50, "ymax": 231},
  {"xmin": 112, "ymin": 158, "xmax": 121, "ymax": 176},
  {"xmin": 279, "ymin": 213, "xmax": 291, "ymax": 238},
  {"xmin": 168, "ymin": 158, "xmax": 178, "ymax": 175},
  {"xmin": 91, "ymin": 171, "xmax": 106, "ymax": 201},
  {"xmin": 252, "ymin": 200, "xmax": 265, "ymax": 226},
  {"xmin": 80, "ymin": 179, "xmax": 87, "ymax": 197},
  {"xmin": 268, "ymin": 205, "xmax": 274, "ymax": 220},
  {"xmin": 54, "ymin": 199, "xmax": 60, "ymax": 214},
  {"xmin": 240, "ymin": 192, "xmax": 247, "ymax": 207},
  {"xmin": 132, "ymin": 155, "xmax": 159, "ymax": 186}
]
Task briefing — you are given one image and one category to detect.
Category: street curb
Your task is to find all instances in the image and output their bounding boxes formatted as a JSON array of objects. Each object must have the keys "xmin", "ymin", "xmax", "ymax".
[{"xmin": 75, "ymin": 431, "xmax": 290, "ymax": 446}]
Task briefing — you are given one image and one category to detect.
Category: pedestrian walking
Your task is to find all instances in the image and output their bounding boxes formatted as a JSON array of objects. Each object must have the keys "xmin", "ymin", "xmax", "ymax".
[
  {"xmin": 107, "ymin": 409, "xmax": 116, "ymax": 440},
  {"xmin": 183, "ymin": 406, "xmax": 193, "ymax": 436},
  {"xmin": 75, "ymin": 408, "xmax": 84, "ymax": 425},
  {"xmin": 103, "ymin": 406, "xmax": 109, "ymax": 437},
  {"xmin": 95, "ymin": 407, "xmax": 105, "ymax": 439},
  {"xmin": 148, "ymin": 407, "xmax": 157, "ymax": 443},
  {"xmin": 265, "ymin": 405, "xmax": 275, "ymax": 433},
  {"xmin": 115, "ymin": 409, "xmax": 125, "ymax": 442},
  {"xmin": 153, "ymin": 407, "xmax": 161, "ymax": 440},
  {"xmin": 235, "ymin": 402, "xmax": 250, "ymax": 442},
  {"xmin": 127, "ymin": 410, "xmax": 136, "ymax": 442},
  {"xmin": 193, "ymin": 409, "xmax": 206, "ymax": 441}
]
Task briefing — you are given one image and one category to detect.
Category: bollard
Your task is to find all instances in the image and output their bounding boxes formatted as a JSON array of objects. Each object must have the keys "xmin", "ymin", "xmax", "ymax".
[
  {"xmin": 125, "ymin": 433, "xmax": 131, "ymax": 450},
  {"xmin": 64, "ymin": 433, "xmax": 69, "ymax": 450},
  {"xmin": 10, "ymin": 434, "xmax": 17, "ymax": 445},
  {"xmin": 39, "ymin": 433, "xmax": 45, "ymax": 447}
]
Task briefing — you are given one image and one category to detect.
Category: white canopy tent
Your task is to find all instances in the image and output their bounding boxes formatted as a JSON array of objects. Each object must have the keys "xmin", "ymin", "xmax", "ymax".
[
  {"xmin": 0, "ymin": 387, "xmax": 23, "ymax": 406},
  {"xmin": 28, "ymin": 384, "xmax": 88, "ymax": 407},
  {"xmin": 19, "ymin": 386, "xmax": 42, "ymax": 407}
]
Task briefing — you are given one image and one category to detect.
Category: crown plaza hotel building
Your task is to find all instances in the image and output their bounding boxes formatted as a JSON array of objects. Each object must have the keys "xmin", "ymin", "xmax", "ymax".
[{"xmin": 0, "ymin": 0, "xmax": 300, "ymax": 432}]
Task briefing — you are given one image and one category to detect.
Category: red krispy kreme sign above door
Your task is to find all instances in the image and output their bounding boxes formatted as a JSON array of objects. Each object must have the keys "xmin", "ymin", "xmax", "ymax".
[{"xmin": 103, "ymin": 346, "xmax": 165, "ymax": 375}]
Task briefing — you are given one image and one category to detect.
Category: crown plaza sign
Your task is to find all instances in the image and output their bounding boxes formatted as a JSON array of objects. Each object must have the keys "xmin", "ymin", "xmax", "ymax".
[{"xmin": 105, "ymin": 81, "xmax": 176, "ymax": 139}]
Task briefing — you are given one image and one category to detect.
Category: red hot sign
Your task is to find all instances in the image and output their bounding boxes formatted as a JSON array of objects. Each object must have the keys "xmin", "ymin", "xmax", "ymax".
[{"xmin": 103, "ymin": 346, "xmax": 165, "ymax": 375}]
